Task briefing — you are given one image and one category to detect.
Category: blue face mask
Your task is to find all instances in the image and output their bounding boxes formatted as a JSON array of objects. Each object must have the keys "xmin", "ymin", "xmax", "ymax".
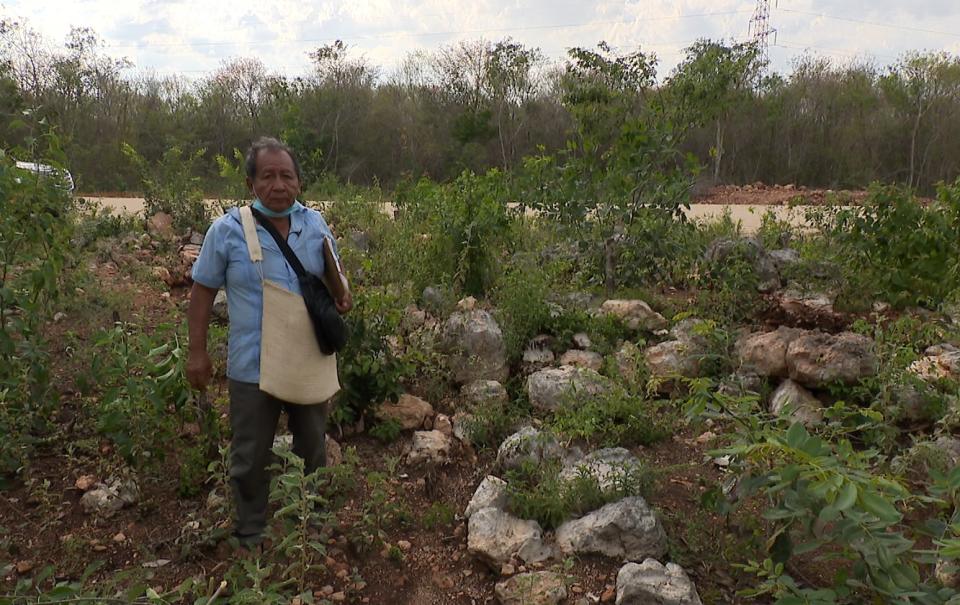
[{"xmin": 252, "ymin": 198, "xmax": 297, "ymax": 218}]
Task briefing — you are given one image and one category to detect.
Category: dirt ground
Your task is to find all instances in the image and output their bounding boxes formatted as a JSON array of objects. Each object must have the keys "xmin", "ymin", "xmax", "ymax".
[
  {"xmin": 0, "ymin": 250, "xmax": 787, "ymax": 604},
  {"xmin": 2, "ymin": 185, "xmax": 888, "ymax": 603}
]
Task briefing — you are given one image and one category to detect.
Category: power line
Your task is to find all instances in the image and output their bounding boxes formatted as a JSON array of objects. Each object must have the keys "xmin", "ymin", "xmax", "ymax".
[
  {"xmin": 102, "ymin": 9, "xmax": 753, "ymax": 50},
  {"xmin": 773, "ymin": 41, "xmax": 899, "ymax": 63},
  {"xmin": 776, "ymin": 7, "xmax": 960, "ymax": 39}
]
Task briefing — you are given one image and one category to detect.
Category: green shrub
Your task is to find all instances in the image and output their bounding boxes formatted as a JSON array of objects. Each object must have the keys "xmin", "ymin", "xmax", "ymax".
[
  {"xmin": 421, "ymin": 501, "xmax": 456, "ymax": 530},
  {"xmin": 90, "ymin": 323, "xmax": 197, "ymax": 467},
  {"xmin": 505, "ymin": 458, "xmax": 648, "ymax": 530},
  {"xmin": 807, "ymin": 182, "xmax": 960, "ymax": 309},
  {"xmin": 0, "ymin": 146, "xmax": 77, "ymax": 481},
  {"xmin": 694, "ymin": 239, "xmax": 767, "ymax": 324},
  {"xmin": 123, "ymin": 143, "xmax": 208, "ymax": 232},
  {"xmin": 335, "ymin": 287, "xmax": 413, "ymax": 428},
  {"xmin": 369, "ymin": 418, "xmax": 403, "ymax": 444},
  {"xmin": 394, "ymin": 169, "xmax": 514, "ymax": 297},
  {"xmin": 461, "ymin": 398, "xmax": 528, "ymax": 451},
  {"xmin": 549, "ymin": 388, "xmax": 675, "ymax": 448}
]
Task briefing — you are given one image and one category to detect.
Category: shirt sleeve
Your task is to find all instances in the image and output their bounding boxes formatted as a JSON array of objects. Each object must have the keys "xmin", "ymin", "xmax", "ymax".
[
  {"xmin": 315, "ymin": 212, "xmax": 342, "ymax": 262},
  {"xmin": 191, "ymin": 218, "xmax": 229, "ymax": 289}
]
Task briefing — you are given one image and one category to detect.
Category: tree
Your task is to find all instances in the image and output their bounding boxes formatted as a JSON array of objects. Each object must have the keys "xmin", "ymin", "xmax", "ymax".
[
  {"xmin": 485, "ymin": 39, "xmax": 544, "ymax": 169},
  {"xmin": 883, "ymin": 52, "xmax": 960, "ymax": 189},
  {"xmin": 667, "ymin": 40, "xmax": 760, "ymax": 183}
]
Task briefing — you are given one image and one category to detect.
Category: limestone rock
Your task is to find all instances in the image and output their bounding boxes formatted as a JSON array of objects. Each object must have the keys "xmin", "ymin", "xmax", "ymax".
[
  {"xmin": 146, "ymin": 212, "xmax": 174, "ymax": 238},
  {"xmin": 559, "ymin": 448, "xmax": 642, "ymax": 492},
  {"xmin": 935, "ymin": 435, "xmax": 960, "ymax": 467},
  {"xmin": 402, "ymin": 304, "xmax": 427, "ymax": 331},
  {"xmin": 468, "ymin": 508, "xmax": 552, "ymax": 568},
  {"xmin": 736, "ymin": 327, "xmax": 802, "ymax": 378},
  {"xmin": 80, "ymin": 476, "xmax": 140, "ymax": 517},
  {"xmin": 717, "ymin": 370, "xmax": 764, "ymax": 397},
  {"xmin": 465, "ymin": 476, "xmax": 509, "ymax": 519},
  {"xmin": 556, "ymin": 496, "xmax": 667, "ymax": 561},
  {"xmin": 616, "ymin": 559, "xmax": 703, "ymax": 605},
  {"xmin": 909, "ymin": 347, "xmax": 960, "ymax": 382},
  {"xmin": 769, "ymin": 249, "xmax": 800, "ymax": 269},
  {"xmin": 786, "ymin": 331, "xmax": 877, "ymax": 387},
  {"xmin": 780, "ymin": 287, "xmax": 836, "ymax": 316},
  {"xmin": 527, "ymin": 366, "xmax": 612, "ymax": 411},
  {"xmin": 936, "ymin": 558, "xmax": 960, "ymax": 590},
  {"xmin": 377, "ymin": 393, "xmax": 434, "ymax": 430},
  {"xmin": 422, "ymin": 286, "xmax": 446, "ymax": 313},
  {"xmin": 572, "ymin": 332, "xmax": 592, "ymax": 349},
  {"xmin": 645, "ymin": 341, "xmax": 703, "ymax": 386},
  {"xmin": 669, "ymin": 318, "xmax": 710, "ymax": 347},
  {"xmin": 770, "ymin": 380, "xmax": 823, "ymax": 426},
  {"xmin": 452, "ymin": 412, "xmax": 476, "ymax": 444},
  {"xmin": 559, "ymin": 350, "xmax": 604, "ymax": 372},
  {"xmin": 433, "ymin": 413, "xmax": 453, "ymax": 436},
  {"xmin": 212, "ymin": 289, "xmax": 228, "ymax": 321},
  {"xmin": 600, "ymin": 300, "xmax": 668, "ymax": 331},
  {"xmin": 457, "ymin": 296, "xmax": 478, "ymax": 311},
  {"xmin": 442, "ymin": 310, "xmax": 509, "ymax": 384},
  {"xmin": 405, "ymin": 430, "xmax": 453, "ymax": 465},
  {"xmin": 523, "ymin": 347, "xmax": 556, "ymax": 371},
  {"xmin": 497, "ymin": 427, "xmax": 563, "ymax": 471},
  {"xmin": 461, "ymin": 380, "xmax": 509, "ymax": 408},
  {"xmin": 495, "ymin": 571, "xmax": 567, "ymax": 605}
]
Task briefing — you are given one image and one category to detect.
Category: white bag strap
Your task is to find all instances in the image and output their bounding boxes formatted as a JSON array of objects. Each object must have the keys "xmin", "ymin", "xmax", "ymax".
[{"xmin": 239, "ymin": 206, "xmax": 264, "ymax": 281}]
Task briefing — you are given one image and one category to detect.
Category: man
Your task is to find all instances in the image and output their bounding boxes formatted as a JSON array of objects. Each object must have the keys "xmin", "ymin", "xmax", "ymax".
[{"xmin": 186, "ymin": 136, "xmax": 351, "ymax": 546}]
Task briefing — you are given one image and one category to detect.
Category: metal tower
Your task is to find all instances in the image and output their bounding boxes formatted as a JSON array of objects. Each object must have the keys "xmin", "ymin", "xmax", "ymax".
[{"xmin": 748, "ymin": 0, "xmax": 776, "ymax": 69}]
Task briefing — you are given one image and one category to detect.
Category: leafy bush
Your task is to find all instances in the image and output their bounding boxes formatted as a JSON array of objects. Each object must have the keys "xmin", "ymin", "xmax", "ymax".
[
  {"xmin": 461, "ymin": 398, "xmax": 528, "ymax": 451},
  {"xmin": 394, "ymin": 169, "xmax": 514, "ymax": 297},
  {"xmin": 335, "ymin": 288, "xmax": 412, "ymax": 428},
  {"xmin": 0, "ymin": 147, "xmax": 76, "ymax": 481},
  {"xmin": 123, "ymin": 143, "xmax": 208, "ymax": 232},
  {"xmin": 808, "ymin": 182, "xmax": 960, "ymax": 309},
  {"xmin": 695, "ymin": 239, "xmax": 767, "ymax": 324},
  {"xmin": 505, "ymin": 457, "xmax": 648, "ymax": 530},
  {"xmin": 89, "ymin": 323, "xmax": 199, "ymax": 467},
  {"xmin": 549, "ymin": 388, "xmax": 675, "ymax": 447}
]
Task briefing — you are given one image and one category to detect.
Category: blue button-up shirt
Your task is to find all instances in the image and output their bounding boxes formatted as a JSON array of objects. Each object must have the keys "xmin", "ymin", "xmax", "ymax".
[{"xmin": 191, "ymin": 202, "xmax": 339, "ymax": 383}]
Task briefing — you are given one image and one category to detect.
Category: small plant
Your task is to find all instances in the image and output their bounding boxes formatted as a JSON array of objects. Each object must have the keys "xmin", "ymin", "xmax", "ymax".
[
  {"xmin": 549, "ymin": 387, "xmax": 675, "ymax": 448},
  {"xmin": 369, "ymin": 418, "xmax": 403, "ymax": 444},
  {"xmin": 461, "ymin": 398, "xmax": 526, "ymax": 451},
  {"xmin": 266, "ymin": 447, "xmax": 335, "ymax": 596},
  {"xmin": 91, "ymin": 323, "xmax": 195, "ymax": 468},
  {"xmin": 350, "ymin": 470, "xmax": 412, "ymax": 554},
  {"xmin": 421, "ymin": 501, "xmax": 456, "ymax": 530},
  {"xmin": 336, "ymin": 287, "xmax": 413, "ymax": 429},
  {"xmin": 505, "ymin": 458, "xmax": 648, "ymax": 530}
]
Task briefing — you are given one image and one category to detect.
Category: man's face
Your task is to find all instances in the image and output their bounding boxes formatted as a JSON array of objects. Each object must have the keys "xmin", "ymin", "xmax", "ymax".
[{"xmin": 247, "ymin": 148, "xmax": 300, "ymax": 213}]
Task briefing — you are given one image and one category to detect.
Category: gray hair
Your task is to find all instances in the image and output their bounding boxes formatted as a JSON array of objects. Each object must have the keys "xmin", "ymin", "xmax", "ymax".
[{"xmin": 244, "ymin": 136, "xmax": 302, "ymax": 181}]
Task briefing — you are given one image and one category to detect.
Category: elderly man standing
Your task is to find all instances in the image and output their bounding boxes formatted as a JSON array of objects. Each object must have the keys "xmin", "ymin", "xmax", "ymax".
[{"xmin": 186, "ymin": 137, "xmax": 351, "ymax": 547}]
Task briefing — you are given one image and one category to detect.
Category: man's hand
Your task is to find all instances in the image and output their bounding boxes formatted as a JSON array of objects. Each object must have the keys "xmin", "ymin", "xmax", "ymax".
[
  {"xmin": 186, "ymin": 348, "xmax": 213, "ymax": 391},
  {"xmin": 335, "ymin": 290, "xmax": 353, "ymax": 315}
]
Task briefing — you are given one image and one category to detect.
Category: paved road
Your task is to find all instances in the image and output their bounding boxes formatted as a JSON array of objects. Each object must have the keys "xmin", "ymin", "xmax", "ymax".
[{"xmin": 86, "ymin": 196, "xmax": 813, "ymax": 234}]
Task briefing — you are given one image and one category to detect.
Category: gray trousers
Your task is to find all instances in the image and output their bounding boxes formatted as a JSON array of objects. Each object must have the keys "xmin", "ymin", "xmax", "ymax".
[{"xmin": 228, "ymin": 380, "xmax": 328, "ymax": 539}]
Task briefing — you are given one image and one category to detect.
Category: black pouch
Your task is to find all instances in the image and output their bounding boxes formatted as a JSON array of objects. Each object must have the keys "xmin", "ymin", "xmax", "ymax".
[{"xmin": 251, "ymin": 208, "xmax": 348, "ymax": 355}]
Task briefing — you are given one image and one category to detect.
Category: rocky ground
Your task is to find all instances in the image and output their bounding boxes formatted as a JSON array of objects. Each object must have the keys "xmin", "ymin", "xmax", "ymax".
[{"xmin": 2, "ymin": 204, "xmax": 958, "ymax": 604}]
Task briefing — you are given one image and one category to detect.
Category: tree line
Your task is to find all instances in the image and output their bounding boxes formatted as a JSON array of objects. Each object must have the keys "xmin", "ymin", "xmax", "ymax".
[{"xmin": 1, "ymin": 17, "xmax": 958, "ymax": 194}]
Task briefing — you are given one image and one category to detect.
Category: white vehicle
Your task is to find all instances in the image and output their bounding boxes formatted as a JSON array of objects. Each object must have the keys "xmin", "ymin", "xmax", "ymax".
[{"xmin": 14, "ymin": 160, "xmax": 75, "ymax": 192}]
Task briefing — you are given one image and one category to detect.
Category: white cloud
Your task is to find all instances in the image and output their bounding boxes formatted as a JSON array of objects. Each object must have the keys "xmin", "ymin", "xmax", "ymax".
[{"xmin": 3, "ymin": 0, "xmax": 959, "ymax": 79}]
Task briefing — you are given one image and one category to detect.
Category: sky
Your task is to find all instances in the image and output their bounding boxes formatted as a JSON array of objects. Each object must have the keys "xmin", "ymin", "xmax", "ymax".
[{"xmin": 3, "ymin": 0, "xmax": 959, "ymax": 81}]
